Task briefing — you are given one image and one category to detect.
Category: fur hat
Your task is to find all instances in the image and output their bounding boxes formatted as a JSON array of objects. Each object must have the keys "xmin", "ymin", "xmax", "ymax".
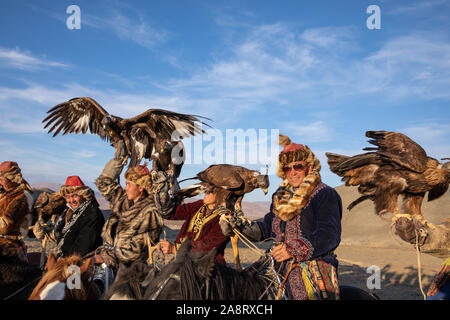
[
  {"xmin": 124, "ymin": 164, "xmax": 153, "ymax": 194},
  {"xmin": 274, "ymin": 134, "xmax": 322, "ymax": 221},
  {"xmin": 59, "ymin": 176, "xmax": 95, "ymax": 202},
  {"xmin": 0, "ymin": 161, "xmax": 32, "ymax": 192}
]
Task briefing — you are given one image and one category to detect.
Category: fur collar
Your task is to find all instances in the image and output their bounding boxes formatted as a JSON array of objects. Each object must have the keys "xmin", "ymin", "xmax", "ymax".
[{"xmin": 273, "ymin": 171, "xmax": 322, "ymax": 221}]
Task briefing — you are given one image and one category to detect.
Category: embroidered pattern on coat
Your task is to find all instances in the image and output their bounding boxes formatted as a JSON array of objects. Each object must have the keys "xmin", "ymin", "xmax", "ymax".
[{"xmin": 271, "ymin": 183, "xmax": 329, "ymax": 300}]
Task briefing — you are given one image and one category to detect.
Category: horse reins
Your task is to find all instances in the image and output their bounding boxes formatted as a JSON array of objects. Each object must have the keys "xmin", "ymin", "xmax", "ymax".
[
  {"xmin": 2, "ymin": 275, "xmax": 42, "ymax": 300},
  {"xmin": 149, "ymin": 273, "xmax": 180, "ymax": 300}
]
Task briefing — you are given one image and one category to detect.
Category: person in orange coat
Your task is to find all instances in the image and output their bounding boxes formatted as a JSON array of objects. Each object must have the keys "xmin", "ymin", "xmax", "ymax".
[{"xmin": 0, "ymin": 161, "xmax": 33, "ymax": 261}]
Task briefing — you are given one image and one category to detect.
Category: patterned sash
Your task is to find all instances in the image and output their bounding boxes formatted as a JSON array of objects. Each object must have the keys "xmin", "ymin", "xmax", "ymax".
[
  {"xmin": 55, "ymin": 200, "xmax": 91, "ymax": 255},
  {"xmin": 299, "ymin": 259, "xmax": 340, "ymax": 300}
]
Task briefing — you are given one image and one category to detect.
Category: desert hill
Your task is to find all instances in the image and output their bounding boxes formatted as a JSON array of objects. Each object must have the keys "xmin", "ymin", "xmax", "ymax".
[{"xmin": 31, "ymin": 182, "xmax": 449, "ymax": 249}]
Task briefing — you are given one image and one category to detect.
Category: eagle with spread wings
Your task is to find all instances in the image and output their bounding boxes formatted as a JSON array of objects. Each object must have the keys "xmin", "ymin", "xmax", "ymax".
[
  {"xmin": 42, "ymin": 97, "xmax": 211, "ymax": 168},
  {"xmin": 325, "ymin": 130, "xmax": 450, "ymax": 217}
]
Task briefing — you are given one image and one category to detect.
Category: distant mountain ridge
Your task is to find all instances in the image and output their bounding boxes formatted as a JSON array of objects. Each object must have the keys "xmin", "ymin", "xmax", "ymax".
[
  {"xmin": 32, "ymin": 182, "xmax": 449, "ymax": 249},
  {"xmin": 31, "ymin": 182, "xmax": 272, "ymax": 215}
]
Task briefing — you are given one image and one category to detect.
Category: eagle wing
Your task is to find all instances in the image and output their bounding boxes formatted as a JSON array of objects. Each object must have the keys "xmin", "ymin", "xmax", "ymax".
[
  {"xmin": 364, "ymin": 131, "xmax": 428, "ymax": 173},
  {"xmin": 42, "ymin": 97, "xmax": 109, "ymax": 140},
  {"xmin": 122, "ymin": 108, "xmax": 211, "ymax": 140},
  {"xmin": 128, "ymin": 125, "xmax": 152, "ymax": 168}
]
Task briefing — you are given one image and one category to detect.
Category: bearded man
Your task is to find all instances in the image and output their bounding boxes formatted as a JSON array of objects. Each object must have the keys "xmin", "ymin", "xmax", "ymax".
[
  {"xmin": 49, "ymin": 176, "xmax": 105, "ymax": 258},
  {"xmin": 220, "ymin": 134, "xmax": 342, "ymax": 300},
  {"xmin": 95, "ymin": 141, "xmax": 176, "ymax": 269}
]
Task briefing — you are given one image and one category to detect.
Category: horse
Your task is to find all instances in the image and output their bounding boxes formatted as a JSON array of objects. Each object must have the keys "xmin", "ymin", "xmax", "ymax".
[
  {"xmin": 105, "ymin": 241, "xmax": 274, "ymax": 300},
  {"xmin": 108, "ymin": 241, "xmax": 379, "ymax": 300},
  {"xmin": 103, "ymin": 262, "xmax": 156, "ymax": 300},
  {"xmin": 28, "ymin": 253, "xmax": 100, "ymax": 300},
  {"xmin": 0, "ymin": 240, "xmax": 42, "ymax": 300}
]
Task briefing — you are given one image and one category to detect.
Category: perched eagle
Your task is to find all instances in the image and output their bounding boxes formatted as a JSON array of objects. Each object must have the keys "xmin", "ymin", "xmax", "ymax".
[
  {"xmin": 326, "ymin": 130, "xmax": 450, "ymax": 217},
  {"xmin": 42, "ymin": 97, "xmax": 211, "ymax": 168},
  {"xmin": 177, "ymin": 164, "xmax": 270, "ymax": 214}
]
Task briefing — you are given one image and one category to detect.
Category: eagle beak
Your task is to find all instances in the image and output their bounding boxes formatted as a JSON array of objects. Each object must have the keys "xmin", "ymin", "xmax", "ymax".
[{"xmin": 262, "ymin": 187, "xmax": 268, "ymax": 195}]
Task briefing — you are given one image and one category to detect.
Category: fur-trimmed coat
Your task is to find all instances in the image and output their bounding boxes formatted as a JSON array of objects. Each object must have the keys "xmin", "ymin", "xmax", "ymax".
[
  {"xmin": 52, "ymin": 201, "xmax": 105, "ymax": 258},
  {"xmin": 0, "ymin": 187, "xmax": 30, "ymax": 237},
  {"xmin": 96, "ymin": 158, "xmax": 176, "ymax": 268},
  {"xmin": 256, "ymin": 182, "xmax": 342, "ymax": 299}
]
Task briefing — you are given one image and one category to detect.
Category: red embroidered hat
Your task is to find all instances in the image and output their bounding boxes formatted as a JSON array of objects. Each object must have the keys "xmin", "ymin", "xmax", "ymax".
[
  {"xmin": 63, "ymin": 176, "xmax": 85, "ymax": 187},
  {"xmin": 281, "ymin": 142, "xmax": 306, "ymax": 154},
  {"xmin": 0, "ymin": 161, "xmax": 19, "ymax": 173},
  {"xmin": 59, "ymin": 175, "xmax": 95, "ymax": 201},
  {"xmin": 277, "ymin": 134, "xmax": 321, "ymax": 180},
  {"xmin": 0, "ymin": 161, "xmax": 31, "ymax": 191}
]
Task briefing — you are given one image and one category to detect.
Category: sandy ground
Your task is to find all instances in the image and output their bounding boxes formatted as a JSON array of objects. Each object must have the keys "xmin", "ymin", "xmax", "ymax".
[
  {"xmin": 223, "ymin": 241, "xmax": 444, "ymax": 300},
  {"xmin": 25, "ymin": 232, "xmax": 443, "ymax": 300}
]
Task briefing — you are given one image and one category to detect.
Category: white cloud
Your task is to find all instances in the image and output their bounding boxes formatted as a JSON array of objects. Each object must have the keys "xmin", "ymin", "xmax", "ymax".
[
  {"xmin": 386, "ymin": 0, "xmax": 449, "ymax": 15},
  {"xmin": 401, "ymin": 123, "xmax": 450, "ymax": 159},
  {"xmin": 0, "ymin": 47, "xmax": 69, "ymax": 71},
  {"xmin": 284, "ymin": 121, "xmax": 335, "ymax": 143},
  {"xmin": 74, "ymin": 150, "xmax": 97, "ymax": 158},
  {"xmin": 84, "ymin": 10, "xmax": 168, "ymax": 50}
]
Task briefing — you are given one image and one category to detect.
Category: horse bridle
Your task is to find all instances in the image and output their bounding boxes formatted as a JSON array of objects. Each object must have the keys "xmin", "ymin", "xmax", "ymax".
[{"xmin": 149, "ymin": 272, "xmax": 180, "ymax": 300}]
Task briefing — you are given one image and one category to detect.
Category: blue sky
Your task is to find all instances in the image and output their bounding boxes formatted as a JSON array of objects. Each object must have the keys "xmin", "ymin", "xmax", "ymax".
[{"xmin": 1, "ymin": 0, "xmax": 449, "ymax": 201}]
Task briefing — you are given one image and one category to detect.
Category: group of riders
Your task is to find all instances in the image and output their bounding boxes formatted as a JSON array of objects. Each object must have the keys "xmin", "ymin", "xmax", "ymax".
[{"xmin": 1, "ymin": 135, "xmax": 448, "ymax": 300}]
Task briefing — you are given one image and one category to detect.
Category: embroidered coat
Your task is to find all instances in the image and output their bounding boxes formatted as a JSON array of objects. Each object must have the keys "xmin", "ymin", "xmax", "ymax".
[
  {"xmin": 53, "ymin": 200, "xmax": 104, "ymax": 258},
  {"xmin": 171, "ymin": 200, "xmax": 231, "ymax": 264},
  {"xmin": 257, "ymin": 182, "xmax": 342, "ymax": 300},
  {"xmin": 96, "ymin": 158, "xmax": 176, "ymax": 268}
]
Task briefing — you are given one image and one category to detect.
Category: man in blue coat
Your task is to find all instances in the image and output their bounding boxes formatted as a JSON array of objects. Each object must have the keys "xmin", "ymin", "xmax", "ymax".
[{"xmin": 220, "ymin": 134, "xmax": 342, "ymax": 300}]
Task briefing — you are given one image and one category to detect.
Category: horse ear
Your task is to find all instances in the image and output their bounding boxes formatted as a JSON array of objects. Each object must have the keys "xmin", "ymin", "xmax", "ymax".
[
  {"xmin": 80, "ymin": 257, "xmax": 93, "ymax": 274},
  {"xmin": 46, "ymin": 252, "xmax": 57, "ymax": 270},
  {"xmin": 191, "ymin": 248, "xmax": 217, "ymax": 280},
  {"xmin": 174, "ymin": 240, "xmax": 191, "ymax": 263}
]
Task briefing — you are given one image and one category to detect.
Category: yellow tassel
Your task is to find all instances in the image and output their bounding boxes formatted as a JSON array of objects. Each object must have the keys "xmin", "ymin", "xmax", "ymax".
[{"xmin": 302, "ymin": 266, "xmax": 316, "ymax": 300}]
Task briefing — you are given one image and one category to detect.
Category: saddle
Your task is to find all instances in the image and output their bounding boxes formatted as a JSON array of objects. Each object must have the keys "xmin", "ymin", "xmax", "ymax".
[{"xmin": 145, "ymin": 232, "xmax": 175, "ymax": 269}]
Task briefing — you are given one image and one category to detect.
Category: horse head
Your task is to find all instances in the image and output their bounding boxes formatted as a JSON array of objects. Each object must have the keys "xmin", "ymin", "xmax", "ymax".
[
  {"xmin": 104, "ymin": 262, "xmax": 156, "ymax": 300},
  {"xmin": 28, "ymin": 253, "xmax": 95, "ymax": 300},
  {"xmin": 141, "ymin": 240, "xmax": 269, "ymax": 300}
]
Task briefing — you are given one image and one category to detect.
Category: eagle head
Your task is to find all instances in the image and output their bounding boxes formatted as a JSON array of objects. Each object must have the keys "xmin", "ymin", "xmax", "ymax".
[
  {"xmin": 101, "ymin": 115, "xmax": 114, "ymax": 130},
  {"xmin": 254, "ymin": 171, "xmax": 270, "ymax": 195}
]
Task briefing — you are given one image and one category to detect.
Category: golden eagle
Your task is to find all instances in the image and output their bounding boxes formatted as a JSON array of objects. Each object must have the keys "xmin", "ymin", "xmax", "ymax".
[
  {"xmin": 177, "ymin": 164, "xmax": 269, "ymax": 270},
  {"xmin": 178, "ymin": 164, "xmax": 270, "ymax": 214},
  {"xmin": 42, "ymin": 97, "xmax": 210, "ymax": 168},
  {"xmin": 326, "ymin": 130, "xmax": 450, "ymax": 217}
]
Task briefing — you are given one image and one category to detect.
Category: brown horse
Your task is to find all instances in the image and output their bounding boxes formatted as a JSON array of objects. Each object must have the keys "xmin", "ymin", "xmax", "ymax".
[
  {"xmin": 0, "ymin": 239, "xmax": 42, "ymax": 300},
  {"xmin": 28, "ymin": 253, "xmax": 99, "ymax": 300}
]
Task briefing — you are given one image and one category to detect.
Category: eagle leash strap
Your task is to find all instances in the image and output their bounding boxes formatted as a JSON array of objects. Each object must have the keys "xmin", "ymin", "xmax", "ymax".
[{"xmin": 415, "ymin": 229, "xmax": 427, "ymax": 300}]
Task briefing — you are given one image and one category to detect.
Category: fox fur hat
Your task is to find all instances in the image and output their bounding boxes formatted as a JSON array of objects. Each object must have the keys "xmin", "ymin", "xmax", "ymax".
[
  {"xmin": 124, "ymin": 163, "xmax": 153, "ymax": 194},
  {"xmin": 274, "ymin": 134, "xmax": 322, "ymax": 221},
  {"xmin": 0, "ymin": 161, "xmax": 32, "ymax": 192},
  {"xmin": 58, "ymin": 176, "xmax": 96, "ymax": 202}
]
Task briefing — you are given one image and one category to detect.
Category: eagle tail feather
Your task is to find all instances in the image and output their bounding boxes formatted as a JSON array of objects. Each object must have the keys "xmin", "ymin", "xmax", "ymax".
[{"xmin": 347, "ymin": 195, "xmax": 374, "ymax": 211}]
